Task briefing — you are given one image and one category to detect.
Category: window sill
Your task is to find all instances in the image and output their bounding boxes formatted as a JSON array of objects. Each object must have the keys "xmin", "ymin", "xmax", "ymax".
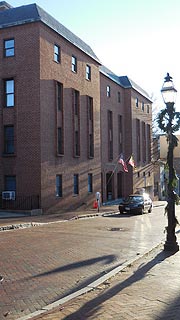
[
  {"xmin": 56, "ymin": 153, "xmax": 64, "ymax": 157},
  {"xmin": 2, "ymin": 153, "xmax": 16, "ymax": 157}
]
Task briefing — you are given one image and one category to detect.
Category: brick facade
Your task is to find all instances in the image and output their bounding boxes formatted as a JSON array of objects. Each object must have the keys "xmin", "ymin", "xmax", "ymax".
[
  {"xmin": 100, "ymin": 70, "xmax": 153, "ymax": 203},
  {"xmin": 0, "ymin": 2, "xmax": 153, "ymax": 213}
]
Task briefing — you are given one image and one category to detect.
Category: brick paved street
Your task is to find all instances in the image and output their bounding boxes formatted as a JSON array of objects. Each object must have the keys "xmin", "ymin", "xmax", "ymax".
[
  {"xmin": 1, "ymin": 202, "xmax": 180, "ymax": 320},
  {"xmin": 34, "ymin": 236, "xmax": 180, "ymax": 320}
]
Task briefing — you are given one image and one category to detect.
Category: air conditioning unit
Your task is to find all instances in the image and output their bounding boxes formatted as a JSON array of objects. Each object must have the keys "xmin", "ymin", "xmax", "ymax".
[{"xmin": 2, "ymin": 191, "xmax": 15, "ymax": 200}]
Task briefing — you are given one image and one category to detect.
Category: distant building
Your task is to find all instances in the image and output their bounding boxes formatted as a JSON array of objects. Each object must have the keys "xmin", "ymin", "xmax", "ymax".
[{"xmin": 0, "ymin": 2, "xmax": 153, "ymax": 213}]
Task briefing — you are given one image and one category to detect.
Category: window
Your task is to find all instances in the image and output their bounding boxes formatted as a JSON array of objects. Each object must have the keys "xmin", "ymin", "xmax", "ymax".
[
  {"xmin": 147, "ymin": 124, "xmax": 151, "ymax": 162},
  {"xmin": 74, "ymin": 90, "xmax": 79, "ymax": 116},
  {"xmin": 4, "ymin": 125, "xmax": 14, "ymax": 154},
  {"xmin": 56, "ymin": 82, "xmax": 64, "ymax": 156},
  {"xmin": 142, "ymin": 121, "xmax": 146, "ymax": 162},
  {"xmin": 87, "ymin": 96, "xmax": 94, "ymax": 158},
  {"xmin": 147, "ymin": 105, "xmax": 150, "ymax": 113},
  {"xmin": 72, "ymin": 89, "xmax": 80, "ymax": 157},
  {"xmin": 57, "ymin": 82, "xmax": 63, "ymax": 111},
  {"xmin": 5, "ymin": 175, "xmax": 16, "ymax": 191},
  {"xmin": 4, "ymin": 79, "xmax": 14, "ymax": 107},
  {"xmin": 54, "ymin": 44, "xmax": 60, "ymax": 62},
  {"xmin": 4, "ymin": 39, "xmax": 14, "ymax": 57},
  {"xmin": 118, "ymin": 91, "xmax": 121, "ymax": 103},
  {"xmin": 107, "ymin": 85, "xmax": 111, "ymax": 97},
  {"xmin": 135, "ymin": 97, "xmax": 139, "ymax": 108},
  {"xmin": 72, "ymin": 55, "xmax": 77, "ymax": 72},
  {"xmin": 73, "ymin": 174, "xmax": 79, "ymax": 195},
  {"xmin": 88, "ymin": 174, "xmax": 93, "ymax": 193},
  {"xmin": 86, "ymin": 64, "xmax": 91, "ymax": 80},
  {"xmin": 136, "ymin": 119, "xmax": 140, "ymax": 162},
  {"xmin": 56, "ymin": 175, "xmax": 62, "ymax": 197},
  {"xmin": 108, "ymin": 110, "xmax": 113, "ymax": 160},
  {"xmin": 57, "ymin": 127, "xmax": 64, "ymax": 155},
  {"xmin": 75, "ymin": 131, "xmax": 79, "ymax": 156},
  {"xmin": 118, "ymin": 115, "xmax": 123, "ymax": 154},
  {"xmin": 142, "ymin": 101, "xmax": 144, "ymax": 111}
]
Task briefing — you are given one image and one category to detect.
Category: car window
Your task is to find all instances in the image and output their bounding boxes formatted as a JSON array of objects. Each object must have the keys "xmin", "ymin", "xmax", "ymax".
[{"xmin": 127, "ymin": 196, "xmax": 143, "ymax": 203}]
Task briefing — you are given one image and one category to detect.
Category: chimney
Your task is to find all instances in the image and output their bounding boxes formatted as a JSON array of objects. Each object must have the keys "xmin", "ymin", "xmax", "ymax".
[{"xmin": 0, "ymin": 1, "xmax": 13, "ymax": 11}]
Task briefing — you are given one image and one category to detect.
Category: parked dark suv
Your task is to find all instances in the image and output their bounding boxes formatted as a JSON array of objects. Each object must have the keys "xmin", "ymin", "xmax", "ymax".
[{"xmin": 118, "ymin": 193, "xmax": 153, "ymax": 215}]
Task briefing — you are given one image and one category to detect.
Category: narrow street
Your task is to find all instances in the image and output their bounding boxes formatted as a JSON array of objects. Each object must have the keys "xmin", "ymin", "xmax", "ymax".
[{"xmin": 0, "ymin": 204, "xmax": 177, "ymax": 320}]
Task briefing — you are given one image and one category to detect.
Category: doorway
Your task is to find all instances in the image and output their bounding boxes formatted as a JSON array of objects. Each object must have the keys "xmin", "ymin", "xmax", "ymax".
[{"xmin": 106, "ymin": 172, "xmax": 114, "ymax": 200}]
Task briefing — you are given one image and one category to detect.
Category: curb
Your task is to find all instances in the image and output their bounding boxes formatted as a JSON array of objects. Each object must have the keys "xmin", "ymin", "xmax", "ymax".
[
  {"xmin": 0, "ymin": 203, "xmax": 166, "ymax": 232},
  {"xmin": 0, "ymin": 211, "xmax": 118, "ymax": 232}
]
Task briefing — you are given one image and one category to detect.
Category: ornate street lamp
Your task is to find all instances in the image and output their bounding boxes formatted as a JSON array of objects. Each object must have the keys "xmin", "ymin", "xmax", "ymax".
[{"xmin": 160, "ymin": 73, "xmax": 179, "ymax": 252}]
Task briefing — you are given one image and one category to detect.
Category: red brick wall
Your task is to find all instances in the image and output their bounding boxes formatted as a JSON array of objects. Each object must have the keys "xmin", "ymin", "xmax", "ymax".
[
  {"xmin": 0, "ymin": 21, "xmax": 101, "ymax": 213},
  {"xmin": 39, "ymin": 24, "xmax": 101, "ymax": 212},
  {"xmin": 0, "ymin": 23, "xmax": 41, "ymax": 197},
  {"xmin": 100, "ymin": 73, "xmax": 131, "ymax": 201}
]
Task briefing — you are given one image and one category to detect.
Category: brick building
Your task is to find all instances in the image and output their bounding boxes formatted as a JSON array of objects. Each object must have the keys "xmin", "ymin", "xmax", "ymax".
[
  {"xmin": 0, "ymin": 2, "xmax": 153, "ymax": 213},
  {"xmin": 100, "ymin": 66, "xmax": 153, "ymax": 203}
]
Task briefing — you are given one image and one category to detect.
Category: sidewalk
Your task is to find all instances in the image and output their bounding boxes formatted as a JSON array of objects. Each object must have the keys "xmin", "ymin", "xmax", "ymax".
[
  {"xmin": 0, "ymin": 201, "xmax": 165, "ymax": 229},
  {"xmin": 32, "ymin": 234, "xmax": 180, "ymax": 320}
]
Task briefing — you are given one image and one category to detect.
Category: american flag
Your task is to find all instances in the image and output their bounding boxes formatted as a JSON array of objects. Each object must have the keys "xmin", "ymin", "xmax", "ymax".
[{"xmin": 118, "ymin": 154, "xmax": 128, "ymax": 172}]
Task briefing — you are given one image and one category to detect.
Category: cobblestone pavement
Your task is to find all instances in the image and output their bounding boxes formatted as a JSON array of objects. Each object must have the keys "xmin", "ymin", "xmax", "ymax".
[
  {"xmin": 1, "ymin": 202, "xmax": 179, "ymax": 320},
  {"xmin": 34, "ymin": 235, "xmax": 180, "ymax": 320}
]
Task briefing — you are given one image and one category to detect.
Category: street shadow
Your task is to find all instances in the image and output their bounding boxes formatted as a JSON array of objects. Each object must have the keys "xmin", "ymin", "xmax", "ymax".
[
  {"xmin": 32, "ymin": 254, "xmax": 117, "ymax": 277},
  {"xmin": 155, "ymin": 295, "xmax": 180, "ymax": 319},
  {"xmin": 62, "ymin": 250, "xmax": 174, "ymax": 319},
  {"xmin": 26, "ymin": 254, "xmax": 127, "ymax": 300}
]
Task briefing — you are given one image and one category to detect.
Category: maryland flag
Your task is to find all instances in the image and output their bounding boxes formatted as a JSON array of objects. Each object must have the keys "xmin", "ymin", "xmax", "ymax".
[
  {"xmin": 128, "ymin": 155, "xmax": 135, "ymax": 167},
  {"xmin": 128, "ymin": 155, "xmax": 136, "ymax": 170}
]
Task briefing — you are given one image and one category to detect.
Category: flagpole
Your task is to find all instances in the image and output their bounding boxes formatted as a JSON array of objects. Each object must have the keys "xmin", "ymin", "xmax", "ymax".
[
  {"xmin": 106, "ymin": 153, "xmax": 126, "ymax": 187},
  {"xmin": 106, "ymin": 153, "xmax": 135, "ymax": 186}
]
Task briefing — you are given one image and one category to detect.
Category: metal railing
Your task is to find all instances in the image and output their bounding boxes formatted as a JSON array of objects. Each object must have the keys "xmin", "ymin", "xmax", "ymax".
[{"xmin": 0, "ymin": 194, "xmax": 40, "ymax": 211}]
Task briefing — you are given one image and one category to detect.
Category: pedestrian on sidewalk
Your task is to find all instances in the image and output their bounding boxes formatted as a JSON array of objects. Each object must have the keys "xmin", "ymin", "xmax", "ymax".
[{"xmin": 95, "ymin": 191, "xmax": 101, "ymax": 212}]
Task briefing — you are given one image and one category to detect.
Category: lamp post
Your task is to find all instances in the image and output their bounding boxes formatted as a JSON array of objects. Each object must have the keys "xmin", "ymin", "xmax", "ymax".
[{"xmin": 161, "ymin": 73, "xmax": 179, "ymax": 252}]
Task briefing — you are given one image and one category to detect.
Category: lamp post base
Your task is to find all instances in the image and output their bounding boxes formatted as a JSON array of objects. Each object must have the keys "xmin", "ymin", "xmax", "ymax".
[{"xmin": 164, "ymin": 241, "xmax": 179, "ymax": 252}]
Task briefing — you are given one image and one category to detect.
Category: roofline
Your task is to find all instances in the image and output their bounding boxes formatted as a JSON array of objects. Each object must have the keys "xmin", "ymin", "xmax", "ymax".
[
  {"xmin": 100, "ymin": 68, "xmax": 124, "ymax": 88},
  {"xmin": 100, "ymin": 67, "xmax": 152, "ymax": 102},
  {"xmin": 0, "ymin": 3, "xmax": 101, "ymax": 64}
]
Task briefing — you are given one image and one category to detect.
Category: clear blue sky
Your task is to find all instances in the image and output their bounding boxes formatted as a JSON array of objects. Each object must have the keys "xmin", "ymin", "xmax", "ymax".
[{"xmin": 9, "ymin": 0, "xmax": 180, "ymax": 111}]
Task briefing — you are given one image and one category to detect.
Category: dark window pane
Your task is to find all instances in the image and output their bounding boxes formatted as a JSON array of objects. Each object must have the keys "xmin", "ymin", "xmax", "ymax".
[
  {"xmin": 5, "ymin": 176, "xmax": 16, "ymax": 191},
  {"xmin": 56, "ymin": 175, "xmax": 62, "ymax": 197},
  {"xmin": 74, "ymin": 174, "xmax": 79, "ymax": 194},
  {"xmin": 4, "ymin": 126, "xmax": 14, "ymax": 154}
]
